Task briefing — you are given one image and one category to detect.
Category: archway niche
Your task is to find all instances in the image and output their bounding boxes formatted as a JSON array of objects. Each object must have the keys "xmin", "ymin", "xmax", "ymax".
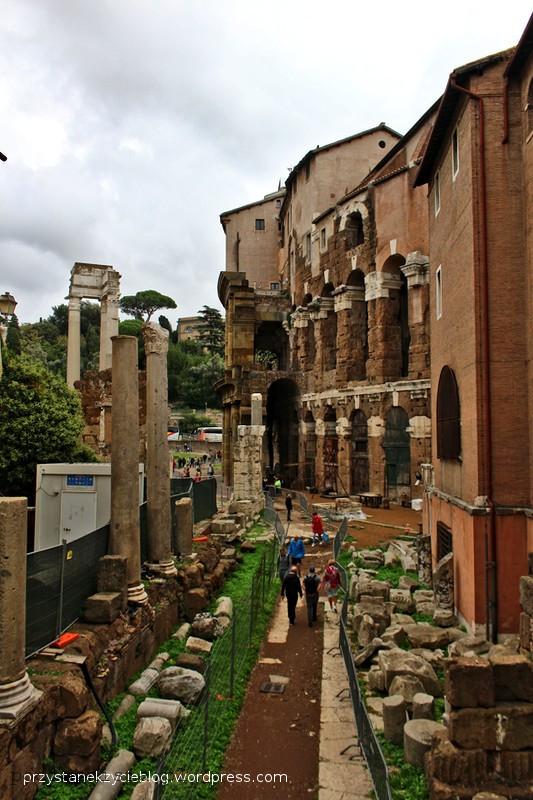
[
  {"xmin": 383, "ymin": 406, "xmax": 410, "ymax": 496},
  {"xmin": 384, "ymin": 254, "xmax": 410, "ymax": 378},
  {"xmin": 345, "ymin": 211, "xmax": 364, "ymax": 249},
  {"xmin": 302, "ymin": 292, "xmax": 313, "ymax": 306},
  {"xmin": 350, "ymin": 409, "xmax": 369, "ymax": 494},
  {"xmin": 254, "ymin": 321, "xmax": 288, "ymax": 370},
  {"xmin": 323, "ymin": 406, "xmax": 338, "ymax": 493},
  {"xmin": 303, "ymin": 410, "xmax": 317, "ymax": 489},
  {"xmin": 266, "ymin": 379, "xmax": 299, "ymax": 486},
  {"xmin": 347, "ymin": 269, "xmax": 368, "ymax": 377}
]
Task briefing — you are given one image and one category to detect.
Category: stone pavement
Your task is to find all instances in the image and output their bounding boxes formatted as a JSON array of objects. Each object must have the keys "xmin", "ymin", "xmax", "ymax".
[{"xmin": 319, "ymin": 600, "xmax": 373, "ymax": 800}]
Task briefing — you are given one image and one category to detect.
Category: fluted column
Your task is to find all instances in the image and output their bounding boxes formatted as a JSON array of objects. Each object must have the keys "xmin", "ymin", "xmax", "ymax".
[
  {"xmin": 66, "ymin": 296, "xmax": 81, "ymax": 387},
  {"xmin": 0, "ymin": 498, "xmax": 41, "ymax": 724},
  {"xmin": 110, "ymin": 335, "xmax": 148, "ymax": 604},
  {"xmin": 143, "ymin": 323, "xmax": 176, "ymax": 575}
]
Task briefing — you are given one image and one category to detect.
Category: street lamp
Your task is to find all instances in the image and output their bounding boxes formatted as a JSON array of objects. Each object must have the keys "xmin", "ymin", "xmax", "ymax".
[{"xmin": 0, "ymin": 291, "xmax": 17, "ymax": 380}]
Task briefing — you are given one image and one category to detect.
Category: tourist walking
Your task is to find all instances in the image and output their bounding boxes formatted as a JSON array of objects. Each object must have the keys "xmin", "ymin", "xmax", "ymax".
[
  {"xmin": 287, "ymin": 535, "xmax": 305, "ymax": 575},
  {"xmin": 322, "ymin": 559, "xmax": 341, "ymax": 613},
  {"xmin": 274, "ymin": 476, "xmax": 282, "ymax": 495},
  {"xmin": 311, "ymin": 511, "xmax": 324, "ymax": 545},
  {"xmin": 285, "ymin": 493, "xmax": 293, "ymax": 522},
  {"xmin": 278, "ymin": 546, "xmax": 290, "ymax": 582},
  {"xmin": 281, "ymin": 566, "xmax": 302, "ymax": 624},
  {"xmin": 303, "ymin": 566, "xmax": 321, "ymax": 627}
]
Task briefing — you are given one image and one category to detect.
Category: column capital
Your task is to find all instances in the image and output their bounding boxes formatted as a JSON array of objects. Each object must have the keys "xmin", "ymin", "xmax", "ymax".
[
  {"xmin": 401, "ymin": 251, "xmax": 429, "ymax": 288},
  {"xmin": 364, "ymin": 271, "xmax": 402, "ymax": 301},
  {"xmin": 334, "ymin": 285, "xmax": 365, "ymax": 311},
  {"xmin": 143, "ymin": 323, "xmax": 169, "ymax": 356},
  {"xmin": 68, "ymin": 295, "xmax": 81, "ymax": 310}
]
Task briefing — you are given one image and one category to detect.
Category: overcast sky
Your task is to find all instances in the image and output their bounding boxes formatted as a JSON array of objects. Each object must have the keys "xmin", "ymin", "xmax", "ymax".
[{"xmin": 1, "ymin": 1, "xmax": 530, "ymax": 326}]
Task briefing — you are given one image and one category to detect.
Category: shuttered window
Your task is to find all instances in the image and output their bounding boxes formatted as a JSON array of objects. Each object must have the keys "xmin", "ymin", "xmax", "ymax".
[{"xmin": 437, "ymin": 366, "xmax": 461, "ymax": 459}]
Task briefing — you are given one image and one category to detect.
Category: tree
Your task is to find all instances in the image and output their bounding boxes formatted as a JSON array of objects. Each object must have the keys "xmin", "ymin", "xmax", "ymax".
[
  {"xmin": 197, "ymin": 305, "xmax": 224, "ymax": 357},
  {"xmin": 0, "ymin": 355, "xmax": 97, "ymax": 501},
  {"xmin": 118, "ymin": 319, "xmax": 145, "ymax": 368},
  {"xmin": 6, "ymin": 314, "xmax": 21, "ymax": 354},
  {"xmin": 158, "ymin": 315, "xmax": 173, "ymax": 336},
  {"xmin": 120, "ymin": 290, "xmax": 177, "ymax": 322}
]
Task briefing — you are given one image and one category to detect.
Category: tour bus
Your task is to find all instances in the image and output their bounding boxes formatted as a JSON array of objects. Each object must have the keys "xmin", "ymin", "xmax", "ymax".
[{"xmin": 197, "ymin": 426, "xmax": 223, "ymax": 443}]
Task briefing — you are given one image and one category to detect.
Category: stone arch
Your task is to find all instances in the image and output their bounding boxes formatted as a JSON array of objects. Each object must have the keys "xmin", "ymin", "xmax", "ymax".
[
  {"xmin": 346, "ymin": 269, "xmax": 368, "ymax": 376},
  {"xmin": 266, "ymin": 378, "xmax": 299, "ymax": 486},
  {"xmin": 345, "ymin": 210, "xmax": 364, "ymax": 249},
  {"xmin": 320, "ymin": 283, "xmax": 337, "ymax": 371},
  {"xmin": 383, "ymin": 406, "xmax": 410, "ymax": 496},
  {"xmin": 321, "ymin": 282, "xmax": 335, "ymax": 297},
  {"xmin": 254, "ymin": 320, "xmax": 288, "ymax": 370},
  {"xmin": 350, "ymin": 409, "xmax": 369, "ymax": 494},
  {"xmin": 383, "ymin": 254, "xmax": 409, "ymax": 378},
  {"xmin": 302, "ymin": 292, "xmax": 313, "ymax": 306}
]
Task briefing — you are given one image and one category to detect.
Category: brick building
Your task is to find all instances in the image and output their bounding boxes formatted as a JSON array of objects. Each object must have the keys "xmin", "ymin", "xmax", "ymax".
[
  {"xmin": 218, "ymin": 120, "xmax": 436, "ymax": 501},
  {"xmin": 416, "ymin": 16, "xmax": 533, "ymax": 637}
]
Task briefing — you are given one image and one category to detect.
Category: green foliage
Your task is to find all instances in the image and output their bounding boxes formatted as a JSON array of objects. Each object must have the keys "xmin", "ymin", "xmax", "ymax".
[
  {"xmin": 120, "ymin": 290, "xmax": 176, "ymax": 322},
  {"xmin": 167, "ymin": 337, "xmax": 223, "ymax": 408},
  {"xmin": 374, "ymin": 564, "xmax": 419, "ymax": 589},
  {"xmin": 158, "ymin": 314, "xmax": 173, "ymax": 334},
  {"xmin": 412, "ymin": 611, "xmax": 434, "ymax": 624},
  {"xmin": 434, "ymin": 697, "xmax": 445, "ymax": 722},
  {"xmin": 178, "ymin": 411, "xmax": 211, "ymax": 434},
  {"xmin": 0, "ymin": 355, "xmax": 96, "ymax": 500},
  {"xmin": 197, "ymin": 305, "xmax": 224, "ymax": 357},
  {"xmin": 118, "ymin": 318, "xmax": 146, "ymax": 367},
  {"xmin": 6, "ymin": 313, "xmax": 21, "ymax": 353},
  {"xmin": 376, "ymin": 732, "xmax": 429, "ymax": 800},
  {"xmin": 255, "ymin": 348, "xmax": 278, "ymax": 369}
]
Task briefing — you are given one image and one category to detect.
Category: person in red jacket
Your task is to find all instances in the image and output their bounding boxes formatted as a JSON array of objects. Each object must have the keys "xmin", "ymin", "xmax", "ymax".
[{"xmin": 311, "ymin": 511, "xmax": 324, "ymax": 545}]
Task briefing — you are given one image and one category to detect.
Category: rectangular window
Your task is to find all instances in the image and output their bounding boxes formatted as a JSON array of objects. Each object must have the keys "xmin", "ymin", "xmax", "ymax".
[
  {"xmin": 320, "ymin": 228, "xmax": 326, "ymax": 249},
  {"xmin": 434, "ymin": 172, "xmax": 441, "ymax": 216},
  {"xmin": 255, "ymin": 218, "xmax": 265, "ymax": 231},
  {"xmin": 270, "ymin": 281, "xmax": 280, "ymax": 291},
  {"xmin": 436, "ymin": 266, "xmax": 442, "ymax": 319},
  {"xmin": 452, "ymin": 129, "xmax": 459, "ymax": 179},
  {"xmin": 305, "ymin": 232, "xmax": 311, "ymax": 260}
]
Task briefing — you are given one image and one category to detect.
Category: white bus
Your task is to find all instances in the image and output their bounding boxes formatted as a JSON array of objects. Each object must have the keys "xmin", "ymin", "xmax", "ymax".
[{"xmin": 197, "ymin": 427, "xmax": 223, "ymax": 443}]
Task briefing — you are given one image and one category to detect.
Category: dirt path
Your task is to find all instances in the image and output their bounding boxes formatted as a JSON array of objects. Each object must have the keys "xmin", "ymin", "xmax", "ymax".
[{"xmin": 218, "ymin": 550, "xmax": 330, "ymax": 800}]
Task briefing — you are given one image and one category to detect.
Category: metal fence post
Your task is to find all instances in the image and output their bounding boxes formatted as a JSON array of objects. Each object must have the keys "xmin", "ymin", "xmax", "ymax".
[
  {"xmin": 249, "ymin": 574, "xmax": 255, "ymax": 643},
  {"xmin": 56, "ymin": 538, "xmax": 68, "ymax": 639},
  {"xmin": 202, "ymin": 666, "xmax": 211, "ymax": 771},
  {"xmin": 229, "ymin": 612, "xmax": 236, "ymax": 697}
]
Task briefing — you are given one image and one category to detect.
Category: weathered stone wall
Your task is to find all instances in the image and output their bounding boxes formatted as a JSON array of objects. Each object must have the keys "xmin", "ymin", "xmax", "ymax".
[
  {"xmin": 76, "ymin": 368, "xmax": 147, "ymax": 460},
  {"xmin": 0, "ymin": 542, "xmax": 235, "ymax": 799}
]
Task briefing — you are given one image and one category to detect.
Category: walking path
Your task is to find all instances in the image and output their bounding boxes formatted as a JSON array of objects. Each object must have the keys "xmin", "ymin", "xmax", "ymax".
[{"xmin": 218, "ymin": 504, "xmax": 371, "ymax": 799}]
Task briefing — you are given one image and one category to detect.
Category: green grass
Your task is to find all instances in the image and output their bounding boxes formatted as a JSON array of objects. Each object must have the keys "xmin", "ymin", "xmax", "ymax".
[{"xmin": 376, "ymin": 732, "xmax": 429, "ymax": 800}]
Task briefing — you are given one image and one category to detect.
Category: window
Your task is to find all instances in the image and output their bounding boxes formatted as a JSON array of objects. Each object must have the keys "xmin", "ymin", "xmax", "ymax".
[
  {"xmin": 436, "ymin": 266, "xmax": 442, "ymax": 320},
  {"xmin": 434, "ymin": 172, "xmax": 441, "ymax": 215},
  {"xmin": 436, "ymin": 366, "xmax": 461, "ymax": 460},
  {"xmin": 305, "ymin": 232, "xmax": 311, "ymax": 261},
  {"xmin": 270, "ymin": 282, "xmax": 280, "ymax": 291},
  {"xmin": 437, "ymin": 521, "xmax": 453, "ymax": 560},
  {"xmin": 255, "ymin": 219, "xmax": 265, "ymax": 231},
  {"xmin": 345, "ymin": 211, "xmax": 364, "ymax": 249},
  {"xmin": 452, "ymin": 129, "xmax": 459, "ymax": 179},
  {"xmin": 320, "ymin": 228, "xmax": 326, "ymax": 249}
]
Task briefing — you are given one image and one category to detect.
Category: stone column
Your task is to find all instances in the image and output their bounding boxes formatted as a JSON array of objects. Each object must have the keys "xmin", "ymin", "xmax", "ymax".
[
  {"xmin": 175, "ymin": 497, "xmax": 193, "ymax": 557},
  {"xmin": 143, "ymin": 323, "xmax": 176, "ymax": 576},
  {"xmin": 336, "ymin": 417, "xmax": 352, "ymax": 496},
  {"xmin": 110, "ymin": 335, "xmax": 148, "ymax": 605},
  {"xmin": 401, "ymin": 252, "xmax": 430, "ymax": 380},
  {"xmin": 417, "ymin": 534, "xmax": 433, "ymax": 586},
  {"xmin": 0, "ymin": 498, "xmax": 41, "ymax": 724},
  {"xmin": 66, "ymin": 296, "xmax": 81, "ymax": 387},
  {"xmin": 233, "ymin": 397, "xmax": 265, "ymax": 509},
  {"xmin": 251, "ymin": 393, "xmax": 262, "ymax": 426},
  {"xmin": 335, "ymin": 286, "xmax": 367, "ymax": 383}
]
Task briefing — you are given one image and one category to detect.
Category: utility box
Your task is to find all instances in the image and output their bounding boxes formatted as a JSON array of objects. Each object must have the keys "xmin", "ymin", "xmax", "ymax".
[{"xmin": 34, "ymin": 463, "xmax": 145, "ymax": 551}]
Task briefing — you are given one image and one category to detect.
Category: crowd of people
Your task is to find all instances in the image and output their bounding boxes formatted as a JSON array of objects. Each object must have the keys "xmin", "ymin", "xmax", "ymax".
[
  {"xmin": 279, "ymin": 510, "xmax": 341, "ymax": 627},
  {"xmin": 172, "ymin": 450, "xmax": 221, "ymax": 481}
]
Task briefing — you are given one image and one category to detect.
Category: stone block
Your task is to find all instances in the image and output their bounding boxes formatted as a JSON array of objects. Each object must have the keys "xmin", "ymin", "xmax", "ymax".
[
  {"xmin": 133, "ymin": 716, "xmax": 173, "ymax": 758},
  {"xmin": 378, "ymin": 649, "xmax": 442, "ymax": 696},
  {"xmin": 445, "ymin": 657, "xmax": 495, "ymax": 708},
  {"xmin": 215, "ymin": 596, "xmax": 233, "ymax": 618},
  {"xmin": 54, "ymin": 710, "xmax": 102, "ymax": 758},
  {"xmin": 88, "ymin": 749, "xmax": 135, "ymax": 799},
  {"xmin": 404, "ymin": 719, "xmax": 445, "ymax": 769},
  {"xmin": 448, "ymin": 635, "xmax": 491, "ymax": 658},
  {"xmin": 389, "ymin": 674, "xmax": 426, "ymax": 704},
  {"xmin": 97, "ymin": 555, "xmax": 128, "ymax": 607},
  {"xmin": 137, "ymin": 698, "xmax": 189, "ymax": 730},
  {"xmin": 183, "ymin": 588, "xmax": 209, "ymax": 621},
  {"xmin": 433, "ymin": 609, "xmax": 458, "ymax": 627},
  {"xmin": 185, "ymin": 636, "xmax": 213, "ymax": 655},
  {"xmin": 412, "ymin": 692, "xmax": 434, "ymax": 720},
  {"xmin": 489, "ymin": 653, "xmax": 533, "ymax": 702},
  {"xmin": 158, "ymin": 666, "xmax": 205, "ymax": 704},
  {"xmin": 448, "ymin": 704, "xmax": 533, "ymax": 750},
  {"xmin": 382, "ymin": 695, "xmax": 407, "ymax": 745},
  {"xmin": 83, "ymin": 592, "xmax": 123, "ymax": 624},
  {"xmin": 426, "ymin": 729, "xmax": 489, "ymax": 786},
  {"xmin": 173, "ymin": 623, "xmax": 191, "ymax": 641},
  {"xmin": 368, "ymin": 665, "xmax": 386, "ymax": 693},
  {"xmin": 211, "ymin": 519, "xmax": 237, "ymax": 535},
  {"xmin": 493, "ymin": 749, "xmax": 533, "ymax": 782},
  {"xmin": 176, "ymin": 653, "xmax": 206, "ymax": 673},
  {"xmin": 129, "ymin": 668, "xmax": 159, "ymax": 696},
  {"xmin": 520, "ymin": 575, "xmax": 533, "ymax": 615}
]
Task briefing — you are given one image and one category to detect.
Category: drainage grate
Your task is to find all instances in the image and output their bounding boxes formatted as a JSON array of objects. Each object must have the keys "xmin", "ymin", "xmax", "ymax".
[{"xmin": 259, "ymin": 681, "xmax": 286, "ymax": 694}]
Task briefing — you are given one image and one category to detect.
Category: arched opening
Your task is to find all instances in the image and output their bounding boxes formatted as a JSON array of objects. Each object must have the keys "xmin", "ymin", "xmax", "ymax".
[
  {"xmin": 323, "ymin": 406, "xmax": 338, "ymax": 493},
  {"xmin": 302, "ymin": 292, "xmax": 313, "ymax": 306},
  {"xmin": 384, "ymin": 255, "xmax": 410, "ymax": 378},
  {"xmin": 437, "ymin": 366, "xmax": 461, "ymax": 459},
  {"xmin": 254, "ymin": 321, "xmax": 288, "ymax": 370},
  {"xmin": 383, "ymin": 406, "xmax": 410, "ymax": 496},
  {"xmin": 321, "ymin": 283, "xmax": 337, "ymax": 371},
  {"xmin": 345, "ymin": 211, "xmax": 364, "ymax": 249},
  {"xmin": 350, "ymin": 409, "xmax": 369, "ymax": 494},
  {"xmin": 303, "ymin": 410, "xmax": 316, "ymax": 489},
  {"xmin": 347, "ymin": 269, "xmax": 368, "ymax": 377},
  {"xmin": 266, "ymin": 379, "xmax": 299, "ymax": 486}
]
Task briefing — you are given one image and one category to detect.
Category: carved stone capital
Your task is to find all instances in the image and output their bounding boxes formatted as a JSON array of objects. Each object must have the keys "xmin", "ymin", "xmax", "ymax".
[
  {"xmin": 365, "ymin": 271, "xmax": 402, "ymax": 301},
  {"xmin": 401, "ymin": 251, "xmax": 429, "ymax": 288},
  {"xmin": 143, "ymin": 323, "xmax": 169, "ymax": 356}
]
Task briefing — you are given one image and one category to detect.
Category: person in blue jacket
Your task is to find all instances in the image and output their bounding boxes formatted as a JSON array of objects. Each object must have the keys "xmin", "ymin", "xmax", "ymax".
[{"xmin": 287, "ymin": 535, "xmax": 305, "ymax": 575}]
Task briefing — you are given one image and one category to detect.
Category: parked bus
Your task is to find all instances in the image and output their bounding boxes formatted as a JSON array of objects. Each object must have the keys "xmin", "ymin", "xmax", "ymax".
[{"xmin": 197, "ymin": 426, "xmax": 223, "ymax": 442}]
